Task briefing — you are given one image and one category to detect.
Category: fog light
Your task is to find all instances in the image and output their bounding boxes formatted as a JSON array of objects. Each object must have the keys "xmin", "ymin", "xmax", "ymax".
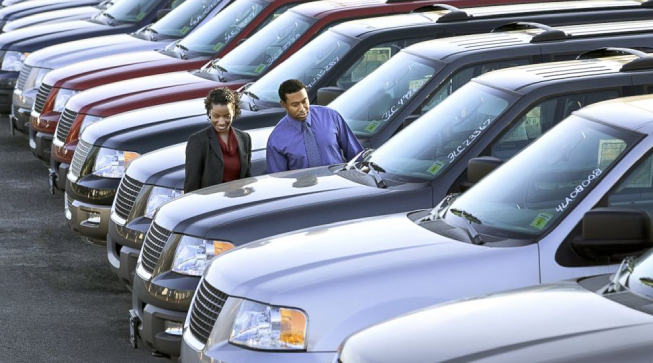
[
  {"xmin": 164, "ymin": 321, "xmax": 183, "ymax": 336},
  {"xmin": 86, "ymin": 212, "xmax": 101, "ymax": 225}
]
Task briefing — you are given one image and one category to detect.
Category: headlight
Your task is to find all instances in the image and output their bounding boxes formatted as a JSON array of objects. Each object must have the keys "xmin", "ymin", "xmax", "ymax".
[
  {"xmin": 230, "ymin": 300, "xmax": 307, "ymax": 350},
  {"xmin": 79, "ymin": 114, "xmax": 103, "ymax": 134},
  {"xmin": 92, "ymin": 147, "xmax": 140, "ymax": 178},
  {"xmin": 53, "ymin": 88, "xmax": 79, "ymax": 112},
  {"xmin": 171, "ymin": 235, "xmax": 234, "ymax": 276},
  {"xmin": 144, "ymin": 186, "xmax": 183, "ymax": 218},
  {"xmin": 1, "ymin": 51, "xmax": 28, "ymax": 71},
  {"xmin": 23, "ymin": 67, "xmax": 50, "ymax": 91}
]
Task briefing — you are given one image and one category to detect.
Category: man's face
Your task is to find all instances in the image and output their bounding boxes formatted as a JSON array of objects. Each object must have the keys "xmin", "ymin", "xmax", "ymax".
[{"xmin": 281, "ymin": 88, "xmax": 310, "ymax": 121}]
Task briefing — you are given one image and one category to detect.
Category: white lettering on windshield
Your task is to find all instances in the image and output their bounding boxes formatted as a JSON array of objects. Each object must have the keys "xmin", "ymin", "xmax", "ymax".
[
  {"xmin": 189, "ymin": 0, "xmax": 221, "ymax": 27},
  {"xmin": 306, "ymin": 56, "xmax": 339, "ymax": 89},
  {"xmin": 447, "ymin": 118, "xmax": 492, "ymax": 163},
  {"xmin": 266, "ymin": 33, "xmax": 302, "ymax": 66},
  {"xmin": 381, "ymin": 79, "xmax": 427, "ymax": 121},
  {"xmin": 224, "ymin": 11, "xmax": 257, "ymax": 43},
  {"xmin": 555, "ymin": 169, "xmax": 602, "ymax": 213}
]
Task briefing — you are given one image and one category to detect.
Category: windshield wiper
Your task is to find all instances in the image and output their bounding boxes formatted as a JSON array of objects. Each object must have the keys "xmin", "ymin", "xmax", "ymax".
[
  {"xmin": 640, "ymin": 277, "xmax": 653, "ymax": 288},
  {"xmin": 238, "ymin": 83, "xmax": 259, "ymax": 111},
  {"xmin": 361, "ymin": 160, "xmax": 387, "ymax": 189},
  {"xmin": 450, "ymin": 208, "xmax": 484, "ymax": 245},
  {"xmin": 605, "ymin": 256, "xmax": 636, "ymax": 294},
  {"xmin": 100, "ymin": 12, "xmax": 115, "ymax": 25},
  {"xmin": 342, "ymin": 148, "xmax": 374, "ymax": 171},
  {"xmin": 419, "ymin": 193, "xmax": 459, "ymax": 223},
  {"xmin": 175, "ymin": 43, "xmax": 189, "ymax": 60}
]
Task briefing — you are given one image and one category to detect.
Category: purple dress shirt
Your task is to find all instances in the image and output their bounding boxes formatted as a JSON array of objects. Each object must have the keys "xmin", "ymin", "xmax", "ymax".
[{"xmin": 266, "ymin": 105, "xmax": 363, "ymax": 173}]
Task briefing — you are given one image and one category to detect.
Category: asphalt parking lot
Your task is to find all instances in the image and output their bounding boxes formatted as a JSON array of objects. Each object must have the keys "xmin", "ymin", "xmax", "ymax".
[{"xmin": 0, "ymin": 117, "xmax": 167, "ymax": 362}]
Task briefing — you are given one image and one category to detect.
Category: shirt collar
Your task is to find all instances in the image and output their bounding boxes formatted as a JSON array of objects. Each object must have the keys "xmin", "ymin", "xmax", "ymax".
[{"xmin": 286, "ymin": 109, "xmax": 312, "ymax": 131}]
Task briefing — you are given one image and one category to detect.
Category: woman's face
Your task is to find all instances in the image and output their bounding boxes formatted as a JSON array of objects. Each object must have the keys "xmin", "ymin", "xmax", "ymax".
[{"xmin": 209, "ymin": 103, "xmax": 235, "ymax": 134}]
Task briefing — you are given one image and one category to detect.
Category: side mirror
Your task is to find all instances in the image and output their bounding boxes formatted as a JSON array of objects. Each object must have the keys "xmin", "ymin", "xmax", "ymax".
[
  {"xmin": 316, "ymin": 87, "xmax": 344, "ymax": 106},
  {"xmin": 459, "ymin": 157, "xmax": 502, "ymax": 192},
  {"xmin": 403, "ymin": 115, "xmax": 420, "ymax": 129},
  {"xmin": 573, "ymin": 208, "xmax": 653, "ymax": 257},
  {"xmin": 156, "ymin": 9, "xmax": 171, "ymax": 21}
]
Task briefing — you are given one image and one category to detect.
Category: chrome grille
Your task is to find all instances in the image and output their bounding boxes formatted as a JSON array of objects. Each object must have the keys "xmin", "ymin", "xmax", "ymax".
[
  {"xmin": 55, "ymin": 108, "xmax": 78, "ymax": 143},
  {"xmin": 189, "ymin": 279, "xmax": 228, "ymax": 344},
  {"xmin": 33, "ymin": 83, "xmax": 52, "ymax": 113},
  {"xmin": 114, "ymin": 175, "xmax": 144, "ymax": 221},
  {"xmin": 69, "ymin": 140, "xmax": 92, "ymax": 179},
  {"xmin": 140, "ymin": 222, "xmax": 172, "ymax": 274},
  {"xmin": 15, "ymin": 64, "xmax": 32, "ymax": 91}
]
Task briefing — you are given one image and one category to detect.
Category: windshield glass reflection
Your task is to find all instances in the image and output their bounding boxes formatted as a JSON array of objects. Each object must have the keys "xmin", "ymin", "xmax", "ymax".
[
  {"xmin": 248, "ymin": 30, "xmax": 355, "ymax": 104},
  {"xmin": 214, "ymin": 11, "xmax": 314, "ymax": 77},
  {"xmin": 102, "ymin": 0, "xmax": 161, "ymax": 23},
  {"xmin": 151, "ymin": 0, "xmax": 222, "ymax": 37},
  {"xmin": 179, "ymin": 0, "xmax": 268, "ymax": 54},
  {"xmin": 446, "ymin": 117, "xmax": 639, "ymax": 239},
  {"xmin": 333, "ymin": 52, "xmax": 438, "ymax": 136},
  {"xmin": 367, "ymin": 82, "xmax": 513, "ymax": 182}
]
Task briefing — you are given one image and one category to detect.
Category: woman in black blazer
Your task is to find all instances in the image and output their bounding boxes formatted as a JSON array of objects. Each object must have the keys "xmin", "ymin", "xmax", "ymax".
[{"xmin": 184, "ymin": 88, "xmax": 252, "ymax": 193}]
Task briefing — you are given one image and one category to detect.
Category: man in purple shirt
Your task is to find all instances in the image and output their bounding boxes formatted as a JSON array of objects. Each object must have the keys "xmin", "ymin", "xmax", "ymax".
[{"xmin": 266, "ymin": 79, "xmax": 363, "ymax": 173}]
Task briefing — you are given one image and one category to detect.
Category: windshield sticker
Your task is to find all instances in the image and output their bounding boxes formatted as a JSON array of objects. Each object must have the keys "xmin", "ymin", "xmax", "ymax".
[
  {"xmin": 266, "ymin": 33, "xmax": 302, "ymax": 66},
  {"xmin": 427, "ymin": 160, "xmax": 447, "ymax": 176},
  {"xmin": 530, "ymin": 212, "xmax": 553, "ymax": 230},
  {"xmin": 254, "ymin": 64, "xmax": 266, "ymax": 74},
  {"xmin": 447, "ymin": 118, "xmax": 493, "ymax": 163},
  {"xmin": 555, "ymin": 169, "xmax": 602, "ymax": 213},
  {"xmin": 381, "ymin": 79, "xmax": 428, "ymax": 121},
  {"xmin": 180, "ymin": 26, "xmax": 190, "ymax": 35},
  {"xmin": 136, "ymin": 12, "xmax": 145, "ymax": 21},
  {"xmin": 306, "ymin": 56, "xmax": 340, "ymax": 90},
  {"xmin": 364, "ymin": 121, "xmax": 380, "ymax": 133},
  {"xmin": 598, "ymin": 139, "xmax": 626, "ymax": 169},
  {"xmin": 213, "ymin": 42, "xmax": 224, "ymax": 51}
]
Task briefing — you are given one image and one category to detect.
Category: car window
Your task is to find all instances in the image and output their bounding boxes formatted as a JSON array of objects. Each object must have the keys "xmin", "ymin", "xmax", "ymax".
[
  {"xmin": 491, "ymin": 89, "xmax": 620, "ymax": 160},
  {"xmin": 335, "ymin": 38, "xmax": 428, "ymax": 90},
  {"xmin": 420, "ymin": 59, "xmax": 530, "ymax": 114},
  {"xmin": 609, "ymin": 153, "xmax": 653, "ymax": 219}
]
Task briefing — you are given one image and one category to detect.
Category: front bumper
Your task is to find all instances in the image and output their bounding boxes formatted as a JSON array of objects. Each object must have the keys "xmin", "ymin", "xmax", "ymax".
[
  {"xmin": 11, "ymin": 103, "xmax": 29, "ymax": 134},
  {"xmin": 180, "ymin": 335, "xmax": 336, "ymax": 363},
  {"xmin": 0, "ymin": 83, "xmax": 15, "ymax": 114},
  {"xmin": 29, "ymin": 123, "xmax": 52, "ymax": 163},
  {"xmin": 66, "ymin": 195, "xmax": 111, "ymax": 245},
  {"xmin": 49, "ymin": 159, "xmax": 69, "ymax": 192},
  {"xmin": 107, "ymin": 217, "xmax": 150, "ymax": 286},
  {"xmin": 133, "ymin": 271, "xmax": 200, "ymax": 357}
]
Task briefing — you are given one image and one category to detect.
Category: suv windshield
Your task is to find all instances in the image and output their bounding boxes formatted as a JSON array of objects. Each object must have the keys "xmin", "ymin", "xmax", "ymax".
[
  {"xmin": 178, "ymin": 0, "xmax": 268, "ymax": 55},
  {"xmin": 629, "ymin": 249, "xmax": 653, "ymax": 300},
  {"xmin": 214, "ymin": 10, "xmax": 315, "ymax": 77},
  {"xmin": 99, "ymin": 0, "xmax": 164, "ymax": 23},
  {"xmin": 367, "ymin": 81, "xmax": 514, "ymax": 182},
  {"xmin": 150, "ymin": 0, "xmax": 221, "ymax": 37},
  {"xmin": 248, "ymin": 30, "xmax": 357, "ymax": 104},
  {"xmin": 333, "ymin": 52, "xmax": 440, "ymax": 136},
  {"xmin": 446, "ymin": 117, "xmax": 640, "ymax": 239}
]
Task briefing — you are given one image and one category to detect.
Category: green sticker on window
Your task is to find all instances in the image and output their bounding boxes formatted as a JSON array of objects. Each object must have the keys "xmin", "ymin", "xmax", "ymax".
[
  {"xmin": 530, "ymin": 212, "xmax": 553, "ymax": 230},
  {"xmin": 427, "ymin": 160, "xmax": 446, "ymax": 176},
  {"xmin": 254, "ymin": 64, "xmax": 266, "ymax": 74},
  {"xmin": 180, "ymin": 26, "xmax": 190, "ymax": 35},
  {"xmin": 213, "ymin": 42, "xmax": 224, "ymax": 51},
  {"xmin": 364, "ymin": 121, "xmax": 380, "ymax": 133},
  {"xmin": 136, "ymin": 12, "xmax": 145, "ymax": 20}
]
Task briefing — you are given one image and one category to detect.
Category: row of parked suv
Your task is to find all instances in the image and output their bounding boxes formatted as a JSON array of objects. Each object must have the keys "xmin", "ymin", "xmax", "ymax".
[{"xmin": 5, "ymin": 0, "xmax": 653, "ymax": 361}]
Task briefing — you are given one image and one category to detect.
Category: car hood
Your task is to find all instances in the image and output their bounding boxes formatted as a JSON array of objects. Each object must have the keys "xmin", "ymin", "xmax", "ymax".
[
  {"xmin": 3, "ymin": 6, "xmax": 98, "ymax": 32},
  {"xmin": 25, "ymin": 33, "xmax": 165, "ymax": 69},
  {"xmin": 65, "ymin": 70, "xmax": 220, "ymax": 116},
  {"xmin": 204, "ymin": 213, "xmax": 540, "ymax": 351},
  {"xmin": 0, "ymin": 19, "xmax": 128, "ymax": 52},
  {"xmin": 0, "ymin": 0, "xmax": 97, "ymax": 21},
  {"xmin": 340, "ymin": 281, "xmax": 653, "ymax": 363},
  {"xmin": 127, "ymin": 126, "xmax": 272, "ymax": 188}
]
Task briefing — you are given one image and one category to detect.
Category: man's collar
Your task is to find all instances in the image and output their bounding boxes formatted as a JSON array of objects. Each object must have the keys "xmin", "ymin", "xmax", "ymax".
[{"xmin": 286, "ymin": 110, "xmax": 312, "ymax": 131}]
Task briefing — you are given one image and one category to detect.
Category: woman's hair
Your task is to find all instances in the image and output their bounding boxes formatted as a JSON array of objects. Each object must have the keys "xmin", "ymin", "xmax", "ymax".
[{"xmin": 204, "ymin": 87, "xmax": 241, "ymax": 119}]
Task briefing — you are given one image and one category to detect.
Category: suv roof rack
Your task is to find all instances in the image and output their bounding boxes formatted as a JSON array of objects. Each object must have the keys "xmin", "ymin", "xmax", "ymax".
[
  {"xmin": 411, "ymin": 4, "xmax": 470, "ymax": 22},
  {"xmin": 491, "ymin": 22, "xmax": 568, "ymax": 42},
  {"xmin": 577, "ymin": 47, "xmax": 653, "ymax": 72}
]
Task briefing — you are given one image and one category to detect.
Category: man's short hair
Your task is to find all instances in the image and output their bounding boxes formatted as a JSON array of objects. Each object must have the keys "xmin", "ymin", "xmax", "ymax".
[
  {"xmin": 204, "ymin": 87, "xmax": 241, "ymax": 118},
  {"xmin": 278, "ymin": 79, "xmax": 306, "ymax": 102}
]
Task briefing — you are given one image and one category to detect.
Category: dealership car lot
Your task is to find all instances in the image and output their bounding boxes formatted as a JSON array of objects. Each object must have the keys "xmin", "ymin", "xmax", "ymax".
[{"xmin": 0, "ymin": 119, "xmax": 167, "ymax": 362}]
